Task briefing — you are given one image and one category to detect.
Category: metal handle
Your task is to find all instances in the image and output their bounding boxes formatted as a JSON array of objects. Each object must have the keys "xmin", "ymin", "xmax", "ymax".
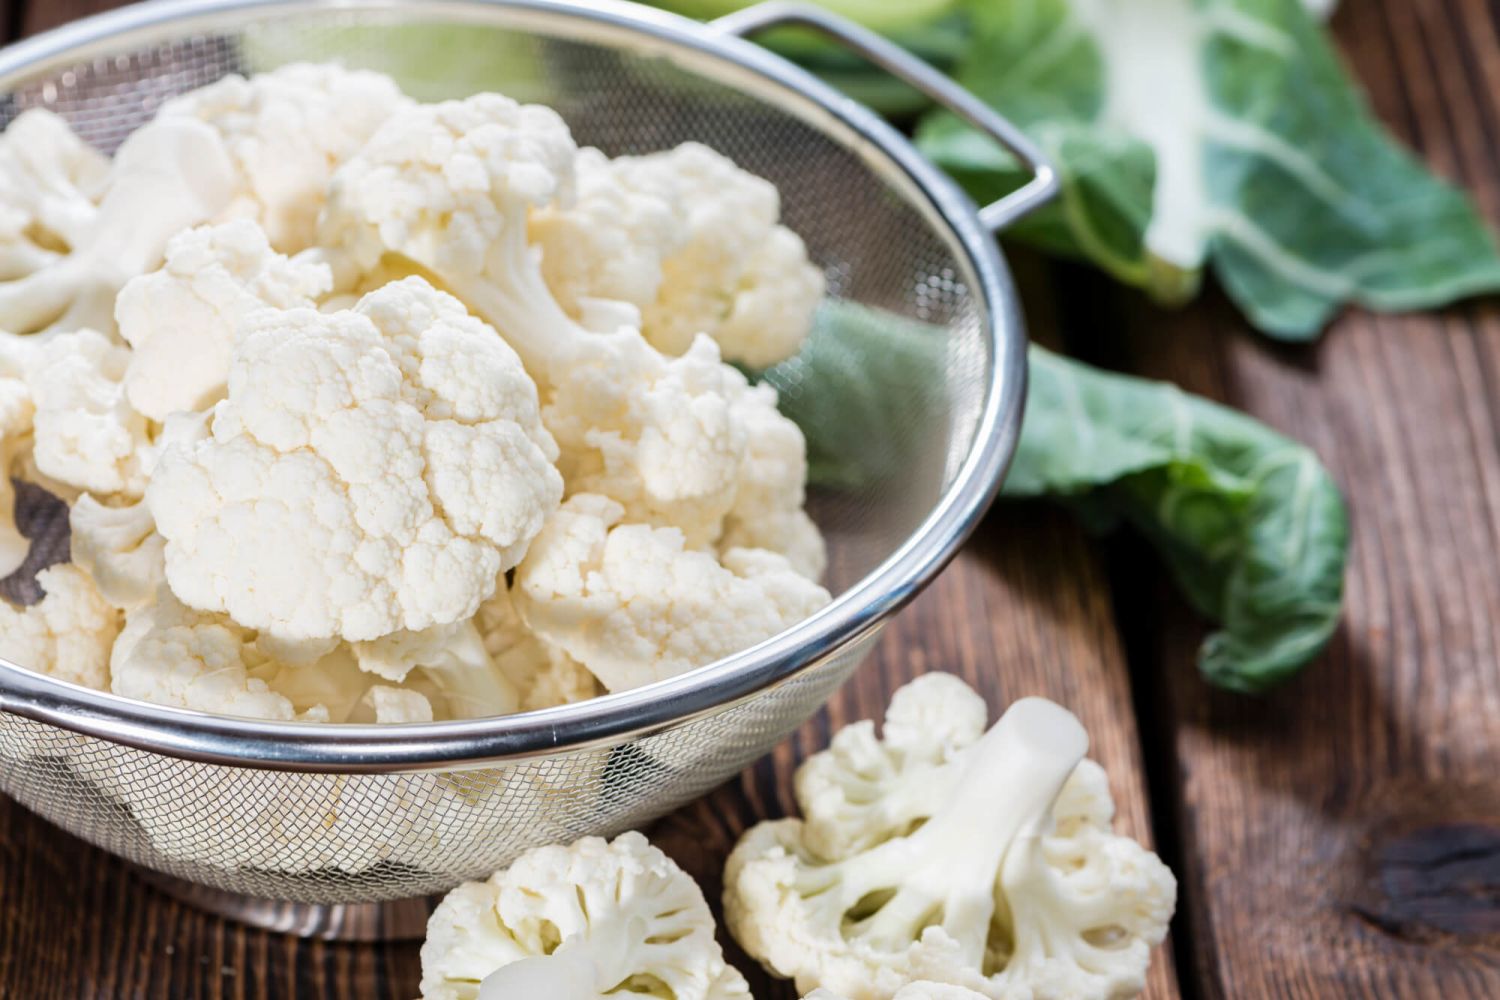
[{"xmin": 710, "ymin": 1, "xmax": 1059, "ymax": 232}]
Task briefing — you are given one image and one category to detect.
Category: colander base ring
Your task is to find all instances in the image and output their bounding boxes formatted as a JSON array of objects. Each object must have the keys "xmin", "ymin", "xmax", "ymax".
[{"xmin": 131, "ymin": 867, "xmax": 434, "ymax": 941}]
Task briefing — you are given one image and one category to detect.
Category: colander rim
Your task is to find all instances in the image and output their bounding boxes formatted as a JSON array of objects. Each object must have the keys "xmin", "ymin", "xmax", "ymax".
[{"xmin": 0, "ymin": 0, "xmax": 1030, "ymax": 772}]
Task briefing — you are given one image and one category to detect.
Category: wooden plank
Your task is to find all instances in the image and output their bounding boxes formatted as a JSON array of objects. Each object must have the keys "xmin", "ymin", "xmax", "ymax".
[
  {"xmin": 1091, "ymin": 2, "xmax": 1500, "ymax": 996},
  {"xmin": 0, "ymin": 5, "xmax": 1179, "ymax": 1000}
]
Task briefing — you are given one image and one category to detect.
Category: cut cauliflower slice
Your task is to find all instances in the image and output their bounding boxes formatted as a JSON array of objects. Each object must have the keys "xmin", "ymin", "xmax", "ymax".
[
  {"xmin": 147, "ymin": 277, "xmax": 563, "ymax": 643},
  {"xmin": 0, "ymin": 115, "xmax": 236, "ymax": 337},
  {"xmin": 24, "ymin": 328, "xmax": 154, "ymax": 497},
  {"xmin": 513, "ymin": 494, "xmax": 830, "ymax": 692},
  {"xmin": 0, "ymin": 109, "xmax": 108, "ymax": 281},
  {"xmin": 534, "ymin": 142, "xmax": 823, "ymax": 368},
  {"xmin": 420, "ymin": 831, "xmax": 750, "ymax": 1000},
  {"xmin": 116, "ymin": 219, "xmax": 332, "ymax": 420},
  {"xmin": 0, "ymin": 563, "xmax": 119, "ymax": 690},
  {"xmin": 321, "ymin": 95, "xmax": 819, "ymax": 554},
  {"xmin": 475, "ymin": 578, "xmax": 600, "ymax": 711},
  {"xmin": 159, "ymin": 62, "xmax": 411, "ymax": 252},
  {"xmin": 723, "ymin": 680, "xmax": 1177, "ymax": 1000},
  {"xmin": 68, "ymin": 493, "xmax": 165, "ymax": 610}
]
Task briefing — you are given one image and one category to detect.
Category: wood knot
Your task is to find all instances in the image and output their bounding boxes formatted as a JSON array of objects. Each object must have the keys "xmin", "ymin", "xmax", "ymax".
[{"xmin": 1349, "ymin": 823, "xmax": 1500, "ymax": 943}]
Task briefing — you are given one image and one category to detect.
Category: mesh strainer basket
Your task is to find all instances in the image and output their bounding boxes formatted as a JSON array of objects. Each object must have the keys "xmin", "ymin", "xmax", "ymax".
[{"xmin": 0, "ymin": 0, "xmax": 1054, "ymax": 939}]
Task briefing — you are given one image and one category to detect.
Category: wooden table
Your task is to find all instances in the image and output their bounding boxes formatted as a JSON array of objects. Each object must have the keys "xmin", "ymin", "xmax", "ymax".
[{"xmin": 3, "ymin": 0, "xmax": 1499, "ymax": 996}]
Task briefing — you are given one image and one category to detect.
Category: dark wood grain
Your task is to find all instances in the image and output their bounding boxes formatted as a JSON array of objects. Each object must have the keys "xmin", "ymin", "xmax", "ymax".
[
  {"xmin": 0, "ymin": 9, "xmax": 1179, "ymax": 1000},
  {"xmin": 1067, "ymin": 1, "xmax": 1500, "ymax": 997}
]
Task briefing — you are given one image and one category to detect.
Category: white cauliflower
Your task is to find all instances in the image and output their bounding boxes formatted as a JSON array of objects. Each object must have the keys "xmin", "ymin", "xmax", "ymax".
[
  {"xmin": 0, "ymin": 563, "xmax": 119, "ymax": 690},
  {"xmin": 160, "ymin": 62, "xmax": 411, "ymax": 252},
  {"xmin": 354, "ymin": 619, "xmax": 519, "ymax": 720},
  {"xmin": 0, "ymin": 115, "xmax": 236, "ymax": 337},
  {"xmin": 24, "ymin": 327, "xmax": 154, "ymax": 496},
  {"xmin": 68, "ymin": 493, "xmax": 165, "ymax": 609},
  {"xmin": 147, "ymin": 277, "xmax": 563, "ymax": 643},
  {"xmin": 807, "ymin": 987, "xmax": 988, "ymax": 1000},
  {"xmin": 116, "ymin": 219, "xmax": 332, "ymax": 420},
  {"xmin": 534, "ymin": 142, "xmax": 823, "ymax": 368},
  {"xmin": 420, "ymin": 831, "xmax": 750, "ymax": 1000},
  {"xmin": 110, "ymin": 586, "xmax": 338, "ymax": 721},
  {"xmin": 530, "ymin": 146, "xmax": 684, "ymax": 329},
  {"xmin": 0, "ymin": 355, "xmax": 36, "ymax": 575},
  {"xmin": 0, "ymin": 109, "xmax": 108, "ymax": 281},
  {"xmin": 363, "ymin": 684, "xmax": 434, "ymax": 723},
  {"xmin": 320, "ymin": 95, "xmax": 820, "ymax": 557},
  {"xmin": 513, "ymin": 494, "xmax": 830, "ymax": 692},
  {"xmin": 724, "ymin": 678, "xmax": 1177, "ymax": 1000},
  {"xmin": 475, "ymin": 578, "xmax": 601, "ymax": 711}
]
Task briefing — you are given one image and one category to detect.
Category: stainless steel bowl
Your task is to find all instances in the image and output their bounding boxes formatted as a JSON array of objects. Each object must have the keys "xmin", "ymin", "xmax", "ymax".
[{"xmin": 0, "ymin": 0, "xmax": 1052, "ymax": 938}]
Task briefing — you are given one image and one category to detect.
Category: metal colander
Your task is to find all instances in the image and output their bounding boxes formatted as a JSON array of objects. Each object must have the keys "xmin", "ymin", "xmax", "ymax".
[{"xmin": 0, "ymin": 0, "xmax": 1051, "ymax": 937}]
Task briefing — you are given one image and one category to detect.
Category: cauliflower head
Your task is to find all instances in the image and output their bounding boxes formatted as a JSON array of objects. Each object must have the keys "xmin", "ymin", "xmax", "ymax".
[
  {"xmin": 723, "ymin": 679, "xmax": 1176, "ymax": 1000},
  {"xmin": 0, "ymin": 115, "xmax": 236, "ymax": 337},
  {"xmin": 147, "ymin": 276, "xmax": 563, "ymax": 642},
  {"xmin": 513, "ymin": 494, "xmax": 830, "ymax": 692},
  {"xmin": 0, "ymin": 563, "xmax": 119, "ymax": 690},
  {"xmin": 116, "ymin": 219, "xmax": 332, "ymax": 420},
  {"xmin": 0, "ymin": 109, "xmax": 108, "ymax": 281},
  {"xmin": 535, "ymin": 142, "xmax": 823, "ymax": 368},
  {"xmin": 160, "ymin": 62, "xmax": 411, "ymax": 252},
  {"xmin": 321, "ymin": 95, "xmax": 819, "ymax": 555},
  {"xmin": 420, "ymin": 831, "xmax": 750, "ymax": 1000}
]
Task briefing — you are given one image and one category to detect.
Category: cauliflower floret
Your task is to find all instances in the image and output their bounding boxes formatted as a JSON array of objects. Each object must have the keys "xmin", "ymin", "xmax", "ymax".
[
  {"xmin": 530, "ymin": 146, "xmax": 684, "ymax": 329},
  {"xmin": 354, "ymin": 619, "xmax": 519, "ymax": 720},
  {"xmin": 363, "ymin": 684, "xmax": 435, "ymax": 723},
  {"xmin": 68, "ymin": 493, "xmax": 165, "ymax": 609},
  {"xmin": 0, "ymin": 116, "xmax": 236, "ymax": 337},
  {"xmin": 0, "ymin": 362, "xmax": 36, "ymax": 576},
  {"xmin": 420, "ymin": 831, "xmax": 750, "ymax": 1000},
  {"xmin": 159, "ymin": 62, "xmax": 411, "ymax": 252},
  {"xmin": 719, "ymin": 381, "xmax": 826, "ymax": 579},
  {"xmin": 475, "ymin": 578, "xmax": 600, "ymax": 711},
  {"xmin": 110, "ymin": 586, "xmax": 335, "ymax": 721},
  {"xmin": 0, "ymin": 564, "xmax": 119, "ymax": 689},
  {"xmin": 534, "ymin": 142, "xmax": 823, "ymax": 368},
  {"xmin": 24, "ymin": 328, "xmax": 154, "ymax": 497},
  {"xmin": 321, "ymin": 95, "xmax": 819, "ymax": 554},
  {"xmin": 147, "ymin": 277, "xmax": 563, "ymax": 643},
  {"xmin": 513, "ymin": 494, "xmax": 830, "ymax": 692},
  {"xmin": 0, "ymin": 109, "xmax": 108, "ymax": 281},
  {"xmin": 116, "ymin": 219, "xmax": 332, "ymax": 420},
  {"xmin": 723, "ymin": 679, "xmax": 1177, "ymax": 1000}
]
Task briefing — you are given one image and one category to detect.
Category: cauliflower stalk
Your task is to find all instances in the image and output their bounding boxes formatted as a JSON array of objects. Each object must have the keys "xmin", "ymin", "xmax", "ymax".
[
  {"xmin": 513, "ymin": 494, "xmax": 829, "ymax": 692},
  {"xmin": 147, "ymin": 276, "xmax": 563, "ymax": 643},
  {"xmin": 68, "ymin": 493, "xmax": 166, "ymax": 609},
  {"xmin": 420, "ymin": 831, "xmax": 750, "ymax": 1000},
  {"xmin": 724, "ymin": 675, "xmax": 1176, "ymax": 1000}
]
